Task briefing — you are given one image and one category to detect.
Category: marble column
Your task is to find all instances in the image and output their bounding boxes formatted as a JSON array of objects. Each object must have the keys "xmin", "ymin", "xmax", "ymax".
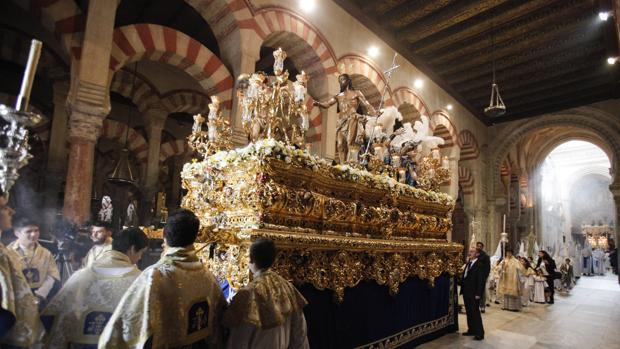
[
  {"xmin": 62, "ymin": 104, "xmax": 105, "ymax": 224},
  {"xmin": 44, "ymin": 81, "xmax": 69, "ymax": 211},
  {"xmin": 142, "ymin": 111, "xmax": 166, "ymax": 223}
]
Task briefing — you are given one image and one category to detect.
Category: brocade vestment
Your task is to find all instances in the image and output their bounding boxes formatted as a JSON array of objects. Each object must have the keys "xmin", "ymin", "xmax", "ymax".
[
  {"xmin": 42, "ymin": 250, "xmax": 140, "ymax": 348},
  {"xmin": 7, "ymin": 241, "xmax": 59, "ymax": 299},
  {"xmin": 498, "ymin": 256, "xmax": 523, "ymax": 298},
  {"xmin": 224, "ymin": 269, "xmax": 309, "ymax": 349},
  {"xmin": 82, "ymin": 238, "xmax": 113, "ymax": 268},
  {"xmin": 98, "ymin": 245, "xmax": 226, "ymax": 348},
  {"xmin": 0, "ymin": 243, "xmax": 43, "ymax": 347}
]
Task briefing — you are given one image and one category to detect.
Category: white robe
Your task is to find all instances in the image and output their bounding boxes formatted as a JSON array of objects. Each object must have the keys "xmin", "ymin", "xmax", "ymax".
[
  {"xmin": 42, "ymin": 250, "xmax": 140, "ymax": 348},
  {"xmin": 592, "ymin": 249, "xmax": 606, "ymax": 275},
  {"xmin": 533, "ymin": 276, "xmax": 547, "ymax": 303}
]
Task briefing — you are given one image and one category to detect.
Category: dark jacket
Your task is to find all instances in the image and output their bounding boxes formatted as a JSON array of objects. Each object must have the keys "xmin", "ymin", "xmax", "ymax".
[
  {"xmin": 477, "ymin": 250, "xmax": 491, "ymax": 280},
  {"xmin": 460, "ymin": 259, "xmax": 486, "ymax": 298}
]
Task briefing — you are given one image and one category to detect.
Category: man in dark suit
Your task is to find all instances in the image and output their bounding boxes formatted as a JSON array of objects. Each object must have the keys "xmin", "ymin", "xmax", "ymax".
[
  {"xmin": 476, "ymin": 242, "xmax": 491, "ymax": 312},
  {"xmin": 461, "ymin": 247, "xmax": 485, "ymax": 340}
]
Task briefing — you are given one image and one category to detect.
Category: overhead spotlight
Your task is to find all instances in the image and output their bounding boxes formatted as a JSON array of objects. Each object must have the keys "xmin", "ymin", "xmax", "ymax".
[
  {"xmin": 446, "ymin": 104, "xmax": 453, "ymax": 110},
  {"xmin": 300, "ymin": 0, "xmax": 315, "ymax": 12},
  {"xmin": 598, "ymin": 11, "xmax": 610, "ymax": 21},
  {"xmin": 608, "ymin": 57, "xmax": 618, "ymax": 65},
  {"xmin": 414, "ymin": 79, "xmax": 424, "ymax": 89},
  {"xmin": 367, "ymin": 46, "xmax": 379, "ymax": 58}
]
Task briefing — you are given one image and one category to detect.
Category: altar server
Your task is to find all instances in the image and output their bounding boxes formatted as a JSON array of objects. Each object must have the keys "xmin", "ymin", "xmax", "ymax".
[
  {"xmin": 8, "ymin": 214, "xmax": 59, "ymax": 303},
  {"xmin": 42, "ymin": 227, "xmax": 148, "ymax": 348},
  {"xmin": 0, "ymin": 196, "xmax": 44, "ymax": 347},
  {"xmin": 592, "ymin": 248, "xmax": 606, "ymax": 275},
  {"xmin": 533, "ymin": 270, "xmax": 547, "ymax": 303},
  {"xmin": 224, "ymin": 238, "xmax": 310, "ymax": 349},
  {"xmin": 99, "ymin": 209, "xmax": 226, "ymax": 348},
  {"xmin": 82, "ymin": 220, "xmax": 113, "ymax": 268}
]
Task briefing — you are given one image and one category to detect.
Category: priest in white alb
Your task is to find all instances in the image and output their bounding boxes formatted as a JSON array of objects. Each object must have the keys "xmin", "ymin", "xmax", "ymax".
[
  {"xmin": 82, "ymin": 221, "xmax": 113, "ymax": 268},
  {"xmin": 224, "ymin": 238, "xmax": 310, "ymax": 349},
  {"xmin": 98, "ymin": 209, "xmax": 226, "ymax": 348},
  {"xmin": 41, "ymin": 227, "xmax": 149, "ymax": 348}
]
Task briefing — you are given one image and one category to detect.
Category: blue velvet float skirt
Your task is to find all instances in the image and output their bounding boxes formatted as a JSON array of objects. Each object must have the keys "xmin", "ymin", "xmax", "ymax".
[{"xmin": 299, "ymin": 274, "xmax": 458, "ymax": 349}]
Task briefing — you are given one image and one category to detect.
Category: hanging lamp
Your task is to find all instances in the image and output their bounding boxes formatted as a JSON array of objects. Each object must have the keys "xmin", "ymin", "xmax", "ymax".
[
  {"xmin": 108, "ymin": 63, "xmax": 138, "ymax": 186},
  {"xmin": 484, "ymin": 29, "xmax": 506, "ymax": 117}
]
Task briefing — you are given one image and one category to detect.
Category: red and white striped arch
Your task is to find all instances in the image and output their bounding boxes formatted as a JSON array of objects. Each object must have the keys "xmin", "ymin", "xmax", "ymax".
[
  {"xmin": 159, "ymin": 139, "xmax": 191, "ymax": 163},
  {"xmin": 252, "ymin": 8, "xmax": 339, "ymax": 76},
  {"xmin": 100, "ymin": 119, "xmax": 148, "ymax": 164},
  {"xmin": 108, "ymin": 24, "xmax": 234, "ymax": 111},
  {"xmin": 10, "ymin": 0, "xmax": 84, "ymax": 60},
  {"xmin": 109, "ymin": 69, "xmax": 160, "ymax": 113},
  {"xmin": 430, "ymin": 111, "xmax": 458, "ymax": 149},
  {"xmin": 458, "ymin": 130, "xmax": 480, "ymax": 161},
  {"xmin": 185, "ymin": 0, "xmax": 245, "ymax": 43},
  {"xmin": 458, "ymin": 166, "xmax": 474, "ymax": 195},
  {"xmin": 392, "ymin": 87, "xmax": 429, "ymax": 117},
  {"xmin": 160, "ymin": 90, "xmax": 211, "ymax": 115},
  {"xmin": 337, "ymin": 55, "xmax": 393, "ymax": 108}
]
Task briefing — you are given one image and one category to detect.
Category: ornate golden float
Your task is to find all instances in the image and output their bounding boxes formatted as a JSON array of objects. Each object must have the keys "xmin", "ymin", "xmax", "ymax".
[{"xmin": 180, "ymin": 48, "xmax": 462, "ymax": 301}]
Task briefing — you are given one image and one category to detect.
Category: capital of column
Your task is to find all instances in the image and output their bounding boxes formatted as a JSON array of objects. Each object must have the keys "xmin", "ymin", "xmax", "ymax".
[{"xmin": 67, "ymin": 102, "xmax": 107, "ymax": 143}]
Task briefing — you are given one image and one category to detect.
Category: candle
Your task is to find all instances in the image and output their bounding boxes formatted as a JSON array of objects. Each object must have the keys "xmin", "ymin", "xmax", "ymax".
[
  {"xmin": 16, "ymin": 40, "xmax": 42, "ymax": 112},
  {"xmin": 442, "ymin": 156, "xmax": 449, "ymax": 169},
  {"xmin": 398, "ymin": 169, "xmax": 406, "ymax": 183},
  {"xmin": 432, "ymin": 148, "xmax": 440, "ymax": 160},
  {"xmin": 503, "ymin": 214, "xmax": 506, "ymax": 233}
]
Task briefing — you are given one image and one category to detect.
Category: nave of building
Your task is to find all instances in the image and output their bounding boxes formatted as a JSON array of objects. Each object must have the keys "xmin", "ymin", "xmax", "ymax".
[{"xmin": 421, "ymin": 274, "xmax": 620, "ymax": 349}]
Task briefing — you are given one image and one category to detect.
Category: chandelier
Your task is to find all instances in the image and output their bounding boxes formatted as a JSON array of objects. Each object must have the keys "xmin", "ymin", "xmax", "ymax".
[{"xmin": 484, "ymin": 31, "xmax": 506, "ymax": 117}]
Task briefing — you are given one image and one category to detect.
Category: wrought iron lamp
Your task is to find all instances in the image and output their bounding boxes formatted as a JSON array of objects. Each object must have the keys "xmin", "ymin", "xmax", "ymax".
[{"xmin": 484, "ymin": 31, "xmax": 506, "ymax": 117}]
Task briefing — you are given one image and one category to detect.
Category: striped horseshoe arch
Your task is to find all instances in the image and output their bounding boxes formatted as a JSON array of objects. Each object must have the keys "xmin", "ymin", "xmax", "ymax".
[
  {"xmin": 458, "ymin": 130, "xmax": 480, "ymax": 161},
  {"xmin": 430, "ymin": 111, "xmax": 458, "ymax": 149},
  {"xmin": 458, "ymin": 166, "xmax": 474, "ymax": 195},
  {"xmin": 159, "ymin": 139, "xmax": 191, "ymax": 163},
  {"xmin": 109, "ymin": 24, "xmax": 234, "ymax": 111},
  {"xmin": 392, "ymin": 87, "xmax": 430, "ymax": 120},
  {"xmin": 100, "ymin": 119, "xmax": 148, "ymax": 164}
]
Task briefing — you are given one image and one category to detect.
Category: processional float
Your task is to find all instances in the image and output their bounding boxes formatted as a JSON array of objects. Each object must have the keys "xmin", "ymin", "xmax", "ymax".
[{"xmin": 181, "ymin": 48, "xmax": 463, "ymax": 302}]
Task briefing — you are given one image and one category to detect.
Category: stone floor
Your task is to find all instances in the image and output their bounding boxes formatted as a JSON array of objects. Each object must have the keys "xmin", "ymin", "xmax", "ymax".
[{"xmin": 418, "ymin": 273, "xmax": 620, "ymax": 349}]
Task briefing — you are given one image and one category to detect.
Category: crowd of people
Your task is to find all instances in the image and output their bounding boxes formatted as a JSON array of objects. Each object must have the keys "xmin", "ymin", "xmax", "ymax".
[
  {"xmin": 460, "ymin": 238, "xmax": 618, "ymax": 343},
  {"xmin": 0, "ymin": 197, "xmax": 310, "ymax": 348}
]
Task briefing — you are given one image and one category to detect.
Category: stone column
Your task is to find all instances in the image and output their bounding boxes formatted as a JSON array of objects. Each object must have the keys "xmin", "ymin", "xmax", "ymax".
[
  {"xmin": 142, "ymin": 110, "xmax": 166, "ymax": 223},
  {"xmin": 44, "ymin": 81, "xmax": 70, "ymax": 211},
  {"xmin": 63, "ymin": 103, "xmax": 105, "ymax": 224},
  {"xmin": 62, "ymin": 0, "xmax": 119, "ymax": 224}
]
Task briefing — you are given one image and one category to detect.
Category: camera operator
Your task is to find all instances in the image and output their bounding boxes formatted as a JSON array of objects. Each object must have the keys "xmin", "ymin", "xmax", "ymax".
[
  {"xmin": 8, "ymin": 213, "xmax": 60, "ymax": 307},
  {"xmin": 82, "ymin": 220, "xmax": 113, "ymax": 268}
]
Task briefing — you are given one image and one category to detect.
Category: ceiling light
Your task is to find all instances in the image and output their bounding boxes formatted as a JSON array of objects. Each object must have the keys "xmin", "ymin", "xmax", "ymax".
[
  {"xmin": 446, "ymin": 104, "xmax": 453, "ymax": 110},
  {"xmin": 598, "ymin": 11, "xmax": 610, "ymax": 21},
  {"xmin": 300, "ymin": 0, "xmax": 315, "ymax": 12},
  {"xmin": 607, "ymin": 57, "xmax": 618, "ymax": 65},
  {"xmin": 367, "ymin": 46, "xmax": 379, "ymax": 58},
  {"xmin": 414, "ymin": 79, "xmax": 424, "ymax": 88}
]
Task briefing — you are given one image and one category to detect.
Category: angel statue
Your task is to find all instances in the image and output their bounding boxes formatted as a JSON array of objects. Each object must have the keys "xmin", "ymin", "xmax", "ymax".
[{"xmin": 314, "ymin": 74, "xmax": 380, "ymax": 164}]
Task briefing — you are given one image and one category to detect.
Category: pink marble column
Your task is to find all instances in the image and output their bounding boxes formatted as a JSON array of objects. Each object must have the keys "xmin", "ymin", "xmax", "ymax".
[{"xmin": 62, "ymin": 105, "xmax": 104, "ymax": 224}]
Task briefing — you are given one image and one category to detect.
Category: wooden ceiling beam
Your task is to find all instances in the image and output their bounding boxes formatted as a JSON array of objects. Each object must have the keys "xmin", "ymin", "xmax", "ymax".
[
  {"xmin": 412, "ymin": 0, "xmax": 561, "ymax": 56},
  {"xmin": 472, "ymin": 76, "xmax": 612, "ymax": 109},
  {"xmin": 465, "ymin": 65, "xmax": 606, "ymax": 101},
  {"xmin": 382, "ymin": 0, "xmax": 458, "ymax": 30},
  {"xmin": 400, "ymin": 0, "xmax": 511, "ymax": 44},
  {"xmin": 436, "ymin": 22, "xmax": 600, "ymax": 77},
  {"xmin": 427, "ymin": 1, "xmax": 593, "ymax": 65},
  {"xmin": 490, "ymin": 90, "xmax": 613, "ymax": 123},
  {"xmin": 450, "ymin": 46, "xmax": 604, "ymax": 88}
]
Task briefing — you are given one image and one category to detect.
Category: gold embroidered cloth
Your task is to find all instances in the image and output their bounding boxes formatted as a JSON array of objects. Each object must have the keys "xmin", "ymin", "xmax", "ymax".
[
  {"xmin": 0, "ymin": 243, "xmax": 44, "ymax": 347},
  {"xmin": 98, "ymin": 245, "xmax": 226, "ymax": 348},
  {"xmin": 42, "ymin": 250, "xmax": 140, "ymax": 348},
  {"xmin": 223, "ymin": 270, "xmax": 307, "ymax": 329},
  {"xmin": 8, "ymin": 241, "xmax": 59, "ymax": 289},
  {"xmin": 498, "ymin": 256, "xmax": 524, "ymax": 297}
]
